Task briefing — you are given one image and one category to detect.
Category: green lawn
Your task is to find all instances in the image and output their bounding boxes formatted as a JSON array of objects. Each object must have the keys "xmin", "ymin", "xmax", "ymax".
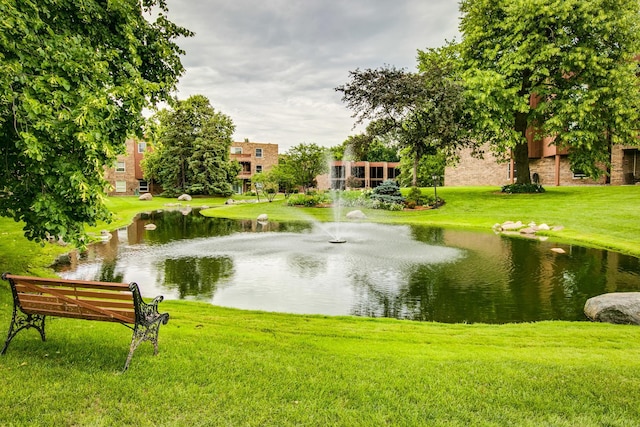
[
  {"xmin": 0, "ymin": 302, "xmax": 638, "ymax": 426},
  {"xmin": 0, "ymin": 186, "xmax": 639, "ymax": 426}
]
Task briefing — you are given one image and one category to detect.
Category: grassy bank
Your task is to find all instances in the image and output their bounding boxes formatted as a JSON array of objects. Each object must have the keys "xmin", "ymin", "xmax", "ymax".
[
  {"xmin": 0, "ymin": 301, "xmax": 638, "ymax": 426},
  {"xmin": 0, "ymin": 186, "xmax": 639, "ymax": 425}
]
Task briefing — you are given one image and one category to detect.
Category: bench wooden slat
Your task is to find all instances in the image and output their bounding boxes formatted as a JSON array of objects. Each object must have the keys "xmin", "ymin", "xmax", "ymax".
[
  {"xmin": 15, "ymin": 282, "xmax": 134, "ymax": 323},
  {"xmin": 20, "ymin": 302, "xmax": 136, "ymax": 323},
  {"xmin": 11, "ymin": 275, "xmax": 130, "ymax": 291},
  {"xmin": 15, "ymin": 284, "xmax": 134, "ymax": 301},
  {"xmin": 18, "ymin": 305, "xmax": 135, "ymax": 323},
  {"xmin": 18, "ymin": 293, "xmax": 135, "ymax": 311}
]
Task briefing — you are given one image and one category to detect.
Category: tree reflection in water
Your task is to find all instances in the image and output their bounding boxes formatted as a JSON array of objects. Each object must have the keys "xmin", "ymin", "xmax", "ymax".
[{"xmin": 55, "ymin": 209, "xmax": 640, "ymax": 324}]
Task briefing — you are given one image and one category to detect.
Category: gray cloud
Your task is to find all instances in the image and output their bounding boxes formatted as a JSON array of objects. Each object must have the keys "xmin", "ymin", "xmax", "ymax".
[{"xmin": 164, "ymin": 0, "xmax": 460, "ymax": 152}]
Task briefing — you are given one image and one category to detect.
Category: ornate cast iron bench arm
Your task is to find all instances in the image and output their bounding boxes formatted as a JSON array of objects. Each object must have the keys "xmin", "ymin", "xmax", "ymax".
[{"xmin": 1, "ymin": 273, "xmax": 169, "ymax": 372}]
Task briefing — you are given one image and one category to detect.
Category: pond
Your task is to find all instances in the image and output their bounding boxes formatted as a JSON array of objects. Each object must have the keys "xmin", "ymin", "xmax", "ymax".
[{"xmin": 54, "ymin": 208, "xmax": 640, "ymax": 324}]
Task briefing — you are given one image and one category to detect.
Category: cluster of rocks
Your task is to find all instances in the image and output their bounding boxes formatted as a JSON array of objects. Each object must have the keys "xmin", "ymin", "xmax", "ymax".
[
  {"xmin": 492, "ymin": 220, "xmax": 565, "ymax": 238},
  {"xmin": 139, "ymin": 193, "xmax": 193, "ymax": 201},
  {"xmin": 493, "ymin": 220, "xmax": 567, "ymax": 252},
  {"xmin": 138, "ymin": 194, "xmax": 204, "ymax": 232}
]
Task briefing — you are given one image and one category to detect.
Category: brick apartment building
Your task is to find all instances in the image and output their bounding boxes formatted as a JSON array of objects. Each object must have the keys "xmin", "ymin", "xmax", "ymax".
[
  {"xmin": 229, "ymin": 140, "xmax": 279, "ymax": 193},
  {"xmin": 104, "ymin": 138, "xmax": 151, "ymax": 196},
  {"xmin": 316, "ymin": 161, "xmax": 401, "ymax": 190},
  {"xmin": 445, "ymin": 142, "xmax": 640, "ymax": 187},
  {"xmin": 446, "ymin": 74, "xmax": 640, "ymax": 187},
  {"xmin": 105, "ymin": 138, "xmax": 279, "ymax": 195}
]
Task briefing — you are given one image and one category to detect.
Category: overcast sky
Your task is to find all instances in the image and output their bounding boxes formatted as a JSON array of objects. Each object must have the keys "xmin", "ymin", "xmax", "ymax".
[{"xmin": 163, "ymin": 1, "xmax": 461, "ymax": 152}]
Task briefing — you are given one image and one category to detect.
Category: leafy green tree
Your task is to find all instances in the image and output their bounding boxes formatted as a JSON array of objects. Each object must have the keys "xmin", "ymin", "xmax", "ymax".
[
  {"xmin": 366, "ymin": 138, "xmax": 400, "ymax": 162},
  {"xmin": 336, "ymin": 129, "xmax": 400, "ymax": 162},
  {"xmin": 142, "ymin": 95, "xmax": 240, "ymax": 197},
  {"xmin": 267, "ymin": 160, "xmax": 297, "ymax": 197},
  {"xmin": 460, "ymin": 0, "xmax": 640, "ymax": 183},
  {"xmin": 398, "ymin": 147, "xmax": 446, "ymax": 187},
  {"xmin": 251, "ymin": 171, "xmax": 279, "ymax": 202},
  {"xmin": 336, "ymin": 48, "xmax": 473, "ymax": 187},
  {"xmin": 0, "ymin": 0, "xmax": 191, "ymax": 245},
  {"xmin": 281, "ymin": 143, "xmax": 329, "ymax": 193}
]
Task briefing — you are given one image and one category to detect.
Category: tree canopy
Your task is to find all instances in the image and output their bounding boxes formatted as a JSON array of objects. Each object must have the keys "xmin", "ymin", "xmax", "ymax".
[
  {"xmin": 332, "ymin": 130, "xmax": 400, "ymax": 162},
  {"xmin": 336, "ymin": 47, "xmax": 473, "ymax": 186},
  {"xmin": 142, "ymin": 95, "xmax": 240, "ymax": 197},
  {"xmin": 279, "ymin": 143, "xmax": 329, "ymax": 193},
  {"xmin": 0, "ymin": 0, "xmax": 191, "ymax": 245},
  {"xmin": 460, "ymin": 0, "xmax": 640, "ymax": 182}
]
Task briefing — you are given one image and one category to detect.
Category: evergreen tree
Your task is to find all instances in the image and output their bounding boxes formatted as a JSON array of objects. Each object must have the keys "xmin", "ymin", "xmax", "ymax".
[{"xmin": 143, "ymin": 96, "xmax": 240, "ymax": 197}]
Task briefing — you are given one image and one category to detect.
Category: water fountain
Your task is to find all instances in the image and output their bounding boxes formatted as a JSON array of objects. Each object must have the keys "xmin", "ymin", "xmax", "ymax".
[{"xmin": 328, "ymin": 189, "xmax": 346, "ymax": 243}]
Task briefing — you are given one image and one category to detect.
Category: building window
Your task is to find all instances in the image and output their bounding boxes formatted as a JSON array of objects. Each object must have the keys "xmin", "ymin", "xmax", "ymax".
[
  {"xmin": 256, "ymin": 165, "xmax": 263, "ymax": 173},
  {"xmin": 137, "ymin": 142, "xmax": 147, "ymax": 153},
  {"xmin": 139, "ymin": 180, "xmax": 149, "ymax": 192},
  {"xmin": 115, "ymin": 181, "xmax": 126, "ymax": 193},
  {"xmin": 351, "ymin": 166, "xmax": 365, "ymax": 178},
  {"xmin": 572, "ymin": 169, "xmax": 587, "ymax": 179},
  {"xmin": 370, "ymin": 166, "xmax": 383, "ymax": 179},
  {"xmin": 255, "ymin": 148, "xmax": 263, "ymax": 158},
  {"xmin": 116, "ymin": 161, "xmax": 125, "ymax": 172},
  {"xmin": 231, "ymin": 147, "xmax": 243, "ymax": 154}
]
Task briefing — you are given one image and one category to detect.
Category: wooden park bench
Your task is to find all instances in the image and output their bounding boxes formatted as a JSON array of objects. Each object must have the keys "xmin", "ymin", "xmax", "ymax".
[{"xmin": 1, "ymin": 273, "xmax": 169, "ymax": 371}]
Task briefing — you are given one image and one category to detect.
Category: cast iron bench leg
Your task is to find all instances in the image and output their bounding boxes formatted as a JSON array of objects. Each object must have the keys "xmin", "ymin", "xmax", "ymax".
[
  {"xmin": 122, "ymin": 315, "xmax": 167, "ymax": 372},
  {"xmin": 1, "ymin": 306, "xmax": 46, "ymax": 355}
]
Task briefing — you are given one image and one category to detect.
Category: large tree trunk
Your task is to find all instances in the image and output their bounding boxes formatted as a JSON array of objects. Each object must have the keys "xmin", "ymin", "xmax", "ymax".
[
  {"xmin": 412, "ymin": 151, "xmax": 419, "ymax": 187},
  {"xmin": 513, "ymin": 71, "xmax": 532, "ymax": 185},
  {"xmin": 513, "ymin": 111, "xmax": 531, "ymax": 185}
]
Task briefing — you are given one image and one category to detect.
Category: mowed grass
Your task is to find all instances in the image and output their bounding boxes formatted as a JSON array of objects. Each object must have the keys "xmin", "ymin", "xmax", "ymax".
[
  {"xmin": 0, "ymin": 301, "xmax": 639, "ymax": 426},
  {"xmin": 0, "ymin": 186, "xmax": 639, "ymax": 425}
]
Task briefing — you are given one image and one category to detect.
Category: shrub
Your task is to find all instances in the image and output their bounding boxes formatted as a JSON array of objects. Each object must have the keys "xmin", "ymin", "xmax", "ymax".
[
  {"xmin": 405, "ymin": 186, "xmax": 432, "ymax": 207},
  {"xmin": 331, "ymin": 190, "xmax": 371, "ymax": 208},
  {"xmin": 371, "ymin": 180, "xmax": 405, "ymax": 205},
  {"xmin": 286, "ymin": 193, "xmax": 330, "ymax": 207},
  {"xmin": 501, "ymin": 183, "xmax": 546, "ymax": 194},
  {"xmin": 346, "ymin": 176, "xmax": 364, "ymax": 189}
]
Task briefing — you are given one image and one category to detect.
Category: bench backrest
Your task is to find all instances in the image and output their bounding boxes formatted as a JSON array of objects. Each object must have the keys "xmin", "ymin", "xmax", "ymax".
[{"xmin": 3, "ymin": 274, "xmax": 136, "ymax": 324}]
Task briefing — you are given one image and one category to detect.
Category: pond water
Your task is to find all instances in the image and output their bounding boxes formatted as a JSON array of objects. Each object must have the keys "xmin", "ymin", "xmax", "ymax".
[{"xmin": 54, "ymin": 208, "xmax": 640, "ymax": 324}]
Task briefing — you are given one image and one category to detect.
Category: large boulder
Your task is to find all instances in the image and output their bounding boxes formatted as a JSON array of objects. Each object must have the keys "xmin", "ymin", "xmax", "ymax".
[
  {"xmin": 139, "ymin": 192, "xmax": 153, "ymax": 201},
  {"xmin": 178, "ymin": 194, "xmax": 192, "ymax": 201},
  {"xmin": 584, "ymin": 293, "xmax": 640, "ymax": 325},
  {"xmin": 346, "ymin": 210, "xmax": 367, "ymax": 220}
]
